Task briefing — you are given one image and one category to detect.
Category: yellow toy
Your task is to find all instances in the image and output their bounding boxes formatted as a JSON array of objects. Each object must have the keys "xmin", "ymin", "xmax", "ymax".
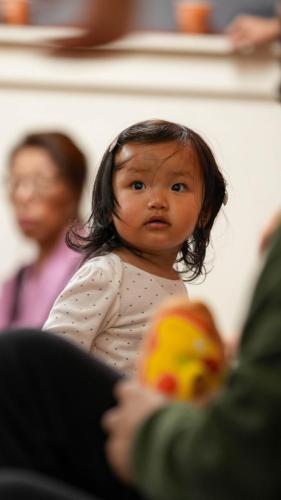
[{"xmin": 138, "ymin": 296, "xmax": 225, "ymax": 402}]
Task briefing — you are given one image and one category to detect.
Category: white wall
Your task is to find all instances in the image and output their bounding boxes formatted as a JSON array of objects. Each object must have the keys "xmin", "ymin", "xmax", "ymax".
[{"xmin": 0, "ymin": 31, "xmax": 280, "ymax": 338}]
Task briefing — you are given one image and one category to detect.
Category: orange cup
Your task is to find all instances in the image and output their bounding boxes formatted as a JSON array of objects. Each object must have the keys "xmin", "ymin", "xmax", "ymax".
[
  {"xmin": 175, "ymin": 1, "xmax": 213, "ymax": 34},
  {"xmin": 2, "ymin": 0, "xmax": 29, "ymax": 25}
]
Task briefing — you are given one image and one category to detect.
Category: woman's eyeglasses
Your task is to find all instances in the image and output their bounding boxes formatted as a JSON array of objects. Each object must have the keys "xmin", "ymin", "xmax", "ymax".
[{"xmin": 5, "ymin": 175, "xmax": 60, "ymax": 197}]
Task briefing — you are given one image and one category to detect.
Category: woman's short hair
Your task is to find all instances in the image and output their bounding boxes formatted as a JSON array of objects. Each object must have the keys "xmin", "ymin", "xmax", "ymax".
[{"xmin": 10, "ymin": 131, "xmax": 87, "ymax": 200}]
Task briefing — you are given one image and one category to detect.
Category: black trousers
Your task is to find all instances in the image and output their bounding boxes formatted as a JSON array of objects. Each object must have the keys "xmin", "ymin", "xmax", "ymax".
[
  {"xmin": 0, "ymin": 469, "xmax": 93, "ymax": 499},
  {"xmin": 0, "ymin": 329, "xmax": 143, "ymax": 500}
]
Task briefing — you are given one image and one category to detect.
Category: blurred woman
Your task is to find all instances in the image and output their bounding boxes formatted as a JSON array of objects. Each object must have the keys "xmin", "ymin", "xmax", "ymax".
[{"xmin": 0, "ymin": 131, "xmax": 87, "ymax": 329}]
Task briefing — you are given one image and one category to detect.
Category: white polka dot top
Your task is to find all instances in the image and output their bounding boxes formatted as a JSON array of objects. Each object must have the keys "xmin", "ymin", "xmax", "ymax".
[{"xmin": 44, "ymin": 252, "xmax": 187, "ymax": 376}]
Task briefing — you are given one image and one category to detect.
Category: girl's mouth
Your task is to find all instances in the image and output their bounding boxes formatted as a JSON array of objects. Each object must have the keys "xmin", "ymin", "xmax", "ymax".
[{"xmin": 145, "ymin": 217, "xmax": 169, "ymax": 228}]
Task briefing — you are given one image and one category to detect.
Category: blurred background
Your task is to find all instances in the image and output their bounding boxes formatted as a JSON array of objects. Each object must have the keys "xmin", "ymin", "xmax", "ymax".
[
  {"xmin": 0, "ymin": 0, "xmax": 277, "ymax": 32},
  {"xmin": 0, "ymin": 0, "xmax": 280, "ymax": 337}
]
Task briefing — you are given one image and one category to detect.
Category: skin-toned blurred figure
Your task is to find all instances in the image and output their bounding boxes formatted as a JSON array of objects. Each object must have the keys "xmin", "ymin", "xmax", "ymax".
[
  {"xmin": 0, "ymin": 131, "xmax": 87, "ymax": 329},
  {"xmin": 227, "ymin": 6, "xmax": 281, "ymax": 50},
  {"xmin": 49, "ymin": 0, "xmax": 135, "ymax": 50}
]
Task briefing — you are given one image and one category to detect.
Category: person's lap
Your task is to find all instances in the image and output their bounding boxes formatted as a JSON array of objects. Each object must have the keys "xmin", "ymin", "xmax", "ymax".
[
  {"xmin": 0, "ymin": 329, "xmax": 142, "ymax": 500},
  {"xmin": 0, "ymin": 469, "xmax": 94, "ymax": 500}
]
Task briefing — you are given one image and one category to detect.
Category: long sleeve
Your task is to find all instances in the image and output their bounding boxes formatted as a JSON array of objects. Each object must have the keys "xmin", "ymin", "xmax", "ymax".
[
  {"xmin": 132, "ymin": 226, "xmax": 281, "ymax": 500},
  {"xmin": 43, "ymin": 255, "xmax": 121, "ymax": 353}
]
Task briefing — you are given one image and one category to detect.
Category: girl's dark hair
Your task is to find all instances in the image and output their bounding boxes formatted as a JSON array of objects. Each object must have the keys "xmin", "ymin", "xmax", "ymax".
[
  {"xmin": 10, "ymin": 131, "xmax": 87, "ymax": 200},
  {"xmin": 68, "ymin": 119, "xmax": 227, "ymax": 281}
]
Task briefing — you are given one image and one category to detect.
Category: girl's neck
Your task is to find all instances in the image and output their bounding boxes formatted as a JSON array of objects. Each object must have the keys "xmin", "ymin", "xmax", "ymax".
[{"xmin": 113, "ymin": 247, "xmax": 179, "ymax": 280}]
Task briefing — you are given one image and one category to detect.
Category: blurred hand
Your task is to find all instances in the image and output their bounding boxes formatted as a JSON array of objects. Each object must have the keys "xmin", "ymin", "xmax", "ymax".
[
  {"xmin": 102, "ymin": 379, "xmax": 167, "ymax": 483},
  {"xmin": 46, "ymin": 30, "xmax": 116, "ymax": 58},
  {"xmin": 226, "ymin": 15, "xmax": 281, "ymax": 51},
  {"xmin": 46, "ymin": 0, "xmax": 134, "ymax": 56},
  {"xmin": 224, "ymin": 333, "xmax": 240, "ymax": 363}
]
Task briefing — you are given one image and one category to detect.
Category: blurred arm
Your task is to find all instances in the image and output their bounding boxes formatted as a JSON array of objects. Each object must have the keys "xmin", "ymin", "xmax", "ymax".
[
  {"xmin": 226, "ymin": 15, "xmax": 281, "ymax": 50},
  {"xmin": 52, "ymin": 0, "xmax": 135, "ymax": 50}
]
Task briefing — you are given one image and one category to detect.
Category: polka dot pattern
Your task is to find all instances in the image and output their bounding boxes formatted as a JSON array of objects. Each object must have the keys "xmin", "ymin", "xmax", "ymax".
[{"xmin": 44, "ymin": 253, "xmax": 187, "ymax": 376}]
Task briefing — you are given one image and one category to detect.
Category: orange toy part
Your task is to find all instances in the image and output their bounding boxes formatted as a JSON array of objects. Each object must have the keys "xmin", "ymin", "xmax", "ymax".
[{"xmin": 138, "ymin": 296, "xmax": 225, "ymax": 402}]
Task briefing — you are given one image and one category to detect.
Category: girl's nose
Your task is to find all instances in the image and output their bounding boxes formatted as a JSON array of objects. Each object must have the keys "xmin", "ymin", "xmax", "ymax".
[{"xmin": 147, "ymin": 189, "xmax": 168, "ymax": 210}]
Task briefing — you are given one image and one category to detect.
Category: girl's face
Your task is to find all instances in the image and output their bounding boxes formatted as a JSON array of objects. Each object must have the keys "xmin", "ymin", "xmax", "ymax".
[
  {"xmin": 112, "ymin": 141, "xmax": 204, "ymax": 263},
  {"xmin": 8, "ymin": 146, "xmax": 78, "ymax": 246}
]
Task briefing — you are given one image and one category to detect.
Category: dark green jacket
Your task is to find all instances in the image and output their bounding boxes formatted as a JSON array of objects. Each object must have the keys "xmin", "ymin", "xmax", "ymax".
[{"xmin": 133, "ymin": 225, "xmax": 281, "ymax": 500}]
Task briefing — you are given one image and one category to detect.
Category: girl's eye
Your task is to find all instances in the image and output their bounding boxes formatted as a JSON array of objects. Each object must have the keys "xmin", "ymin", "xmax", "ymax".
[
  {"xmin": 171, "ymin": 183, "xmax": 186, "ymax": 192},
  {"xmin": 131, "ymin": 181, "xmax": 145, "ymax": 190}
]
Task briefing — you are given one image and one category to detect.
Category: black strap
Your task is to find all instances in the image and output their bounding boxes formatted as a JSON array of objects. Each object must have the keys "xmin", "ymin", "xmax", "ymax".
[{"xmin": 9, "ymin": 267, "xmax": 25, "ymax": 326}]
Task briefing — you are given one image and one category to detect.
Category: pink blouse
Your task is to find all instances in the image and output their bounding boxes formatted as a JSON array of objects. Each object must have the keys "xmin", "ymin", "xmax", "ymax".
[{"xmin": 0, "ymin": 234, "xmax": 82, "ymax": 330}]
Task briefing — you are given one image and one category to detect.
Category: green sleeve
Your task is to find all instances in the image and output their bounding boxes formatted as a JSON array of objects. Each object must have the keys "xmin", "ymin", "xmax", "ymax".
[{"xmin": 132, "ymin": 227, "xmax": 281, "ymax": 500}]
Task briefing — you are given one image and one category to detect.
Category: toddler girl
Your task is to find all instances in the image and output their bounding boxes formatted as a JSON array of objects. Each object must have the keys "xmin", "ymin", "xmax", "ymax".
[{"xmin": 44, "ymin": 119, "xmax": 227, "ymax": 375}]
